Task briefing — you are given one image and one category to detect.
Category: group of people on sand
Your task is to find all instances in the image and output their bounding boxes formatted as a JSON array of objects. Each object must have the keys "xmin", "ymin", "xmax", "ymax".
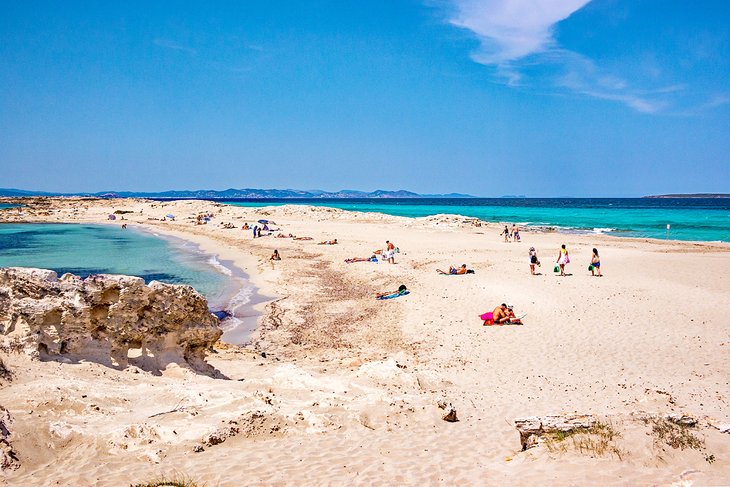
[
  {"xmin": 481, "ymin": 304, "xmax": 522, "ymax": 325},
  {"xmin": 527, "ymin": 244, "xmax": 601, "ymax": 277},
  {"xmin": 345, "ymin": 240, "xmax": 398, "ymax": 265},
  {"xmin": 500, "ymin": 224, "xmax": 521, "ymax": 242}
]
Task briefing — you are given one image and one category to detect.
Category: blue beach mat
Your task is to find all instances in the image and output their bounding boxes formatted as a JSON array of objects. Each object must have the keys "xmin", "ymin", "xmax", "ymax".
[{"xmin": 377, "ymin": 290, "xmax": 410, "ymax": 300}]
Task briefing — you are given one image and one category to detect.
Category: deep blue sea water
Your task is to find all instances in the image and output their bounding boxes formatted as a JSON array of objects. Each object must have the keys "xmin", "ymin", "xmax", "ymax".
[{"xmin": 219, "ymin": 198, "xmax": 730, "ymax": 242}]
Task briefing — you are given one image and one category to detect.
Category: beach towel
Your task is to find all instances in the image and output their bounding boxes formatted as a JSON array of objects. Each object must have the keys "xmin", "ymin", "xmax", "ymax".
[
  {"xmin": 479, "ymin": 312, "xmax": 494, "ymax": 325},
  {"xmin": 377, "ymin": 290, "xmax": 410, "ymax": 300}
]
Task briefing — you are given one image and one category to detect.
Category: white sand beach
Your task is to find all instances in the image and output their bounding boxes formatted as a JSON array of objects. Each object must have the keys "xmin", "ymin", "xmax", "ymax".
[{"xmin": 1, "ymin": 197, "xmax": 729, "ymax": 486}]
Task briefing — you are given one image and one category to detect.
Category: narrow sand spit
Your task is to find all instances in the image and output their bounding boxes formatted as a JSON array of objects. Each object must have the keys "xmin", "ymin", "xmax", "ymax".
[{"xmin": 0, "ymin": 197, "xmax": 728, "ymax": 486}]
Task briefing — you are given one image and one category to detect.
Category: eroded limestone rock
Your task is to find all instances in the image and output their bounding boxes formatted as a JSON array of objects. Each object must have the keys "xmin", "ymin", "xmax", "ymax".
[
  {"xmin": 514, "ymin": 414, "xmax": 597, "ymax": 450},
  {"xmin": 0, "ymin": 406, "xmax": 19, "ymax": 470},
  {"xmin": 0, "ymin": 267, "xmax": 222, "ymax": 375}
]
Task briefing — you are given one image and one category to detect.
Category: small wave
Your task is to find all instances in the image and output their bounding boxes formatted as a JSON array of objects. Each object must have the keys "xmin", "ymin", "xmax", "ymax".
[
  {"xmin": 592, "ymin": 227, "xmax": 617, "ymax": 234},
  {"xmin": 227, "ymin": 284, "xmax": 254, "ymax": 312},
  {"xmin": 207, "ymin": 255, "xmax": 233, "ymax": 276}
]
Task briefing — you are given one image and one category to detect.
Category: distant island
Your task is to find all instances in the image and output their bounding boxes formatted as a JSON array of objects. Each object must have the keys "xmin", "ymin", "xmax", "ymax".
[
  {"xmin": 0, "ymin": 188, "xmax": 475, "ymax": 199},
  {"xmin": 643, "ymin": 193, "xmax": 730, "ymax": 199}
]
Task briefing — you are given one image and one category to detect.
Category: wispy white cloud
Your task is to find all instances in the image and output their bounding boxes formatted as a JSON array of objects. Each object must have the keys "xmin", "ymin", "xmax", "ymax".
[
  {"xmin": 449, "ymin": 0, "xmax": 590, "ymax": 64},
  {"xmin": 153, "ymin": 38, "xmax": 197, "ymax": 55},
  {"xmin": 444, "ymin": 0, "xmax": 685, "ymax": 113}
]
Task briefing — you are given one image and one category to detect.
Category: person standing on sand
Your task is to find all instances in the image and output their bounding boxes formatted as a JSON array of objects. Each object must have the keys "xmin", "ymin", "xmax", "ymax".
[
  {"xmin": 501, "ymin": 225, "xmax": 510, "ymax": 242},
  {"xmin": 556, "ymin": 244, "xmax": 570, "ymax": 276},
  {"xmin": 385, "ymin": 240, "xmax": 396, "ymax": 264},
  {"xmin": 529, "ymin": 247, "xmax": 540, "ymax": 275},
  {"xmin": 590, "ymin": 248, "xmax": 602, "ymax": 277},
  {"xmin": 512, "ymin": 224, "xmax": 521, "ymax": 242}
]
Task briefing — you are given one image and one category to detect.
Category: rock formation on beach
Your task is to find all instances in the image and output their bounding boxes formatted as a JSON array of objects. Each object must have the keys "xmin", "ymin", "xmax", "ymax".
[{"xmin": 0, "ymin": 267, "xmax": 222, "ymax": 375}]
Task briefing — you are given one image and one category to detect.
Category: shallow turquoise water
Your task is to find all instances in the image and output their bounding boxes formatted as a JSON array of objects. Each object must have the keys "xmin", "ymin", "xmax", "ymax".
[
  {"xmin": 223, "ymin": 198, "xmax": 730, "ymax": 242},
  {"xmin": 0, "ymin": 223, "xmax": 232, "ymax": 305}
]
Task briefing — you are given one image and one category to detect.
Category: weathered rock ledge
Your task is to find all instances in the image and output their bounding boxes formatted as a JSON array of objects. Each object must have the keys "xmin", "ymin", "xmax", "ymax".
[{"xmin": 0, "ymin": 267, "xmax": 222, "ymax": 375}]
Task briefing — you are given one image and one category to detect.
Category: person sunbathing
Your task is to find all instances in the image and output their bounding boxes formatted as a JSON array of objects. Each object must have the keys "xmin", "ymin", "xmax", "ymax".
[
  {"xmin": 491, "ymin": 304, "xmax": 522, "ymax": 325},
  {"xmin": 345, "ymin": 255, "xmax": 378, "ymax": 263},
  {"xmin": 293, "ymin": 236, "xmax": 313, "ymax": 241},
  {"xmin": 276, "ymin": 233, "xmax": 293, "ymax": 238},
  {"xmin": 318, "ymin": 239, "xmax": 338, "ymax": 245},
  {"xmin": 376, "ymin": 284, "xmax": 408, "ymax": 298},
  {"xmin": 270, "ymin": 250, "xmax": 281, "ymax": 261},
  {"xmin": 437, "ymin": 264, "xmax": 468, "ymax": 275}
]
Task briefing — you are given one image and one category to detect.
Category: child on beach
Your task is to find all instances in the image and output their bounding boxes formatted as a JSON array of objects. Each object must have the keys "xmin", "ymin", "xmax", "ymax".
[
  {"xmin": 529, "ymin": 247, "xmax": 540, "ymax": 274},
  {"xmin": 501, "ymin": 225, "xmax": 510, "ymax": 242},
  {"xmin": 590, "ymin": 248, "xmax": 601, "ymax": 277},
  {"xmin": 556, "ymin": 244, "xmax": 570, "ymax": 276}
]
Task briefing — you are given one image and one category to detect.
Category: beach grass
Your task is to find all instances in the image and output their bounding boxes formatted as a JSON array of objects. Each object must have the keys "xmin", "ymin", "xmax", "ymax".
[
  {"xmin": 131, "ymin": 475, "xmax": 206, "ymax": 487},
  {"xmin": 544, "ymin": 421, "xmax": 625, "ymax": 459}
]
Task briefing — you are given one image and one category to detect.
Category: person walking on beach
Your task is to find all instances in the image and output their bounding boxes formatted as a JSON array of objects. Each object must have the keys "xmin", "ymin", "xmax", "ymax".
[
  {"xmin": 252, "ymin": 225, "xmax": 258, "ymax": 238},
  {"xmin": 590, "ymin": 248, "xmax": 601, "ymax": 277},
  {"xmin": 512, "ymin": 224, "xmax": 521, "ymax": 242},
  {"xmin": 529, "ymin": 247, "xmax": 540, "ymax": 275},
  {"xmin": 501, "ymin": 225, "xmax": 510, "ymax": 242},
  {"xmin": 556, "ymin": 244, "xmax": 570, "ymax": 276}
]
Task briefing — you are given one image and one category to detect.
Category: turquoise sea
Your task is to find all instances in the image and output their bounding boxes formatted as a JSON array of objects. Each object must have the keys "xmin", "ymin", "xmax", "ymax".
[
  {"xmin": 0, "ymin": 223, "xmax": 258, "ymax": 341},
  {"xmin": 220, "ymin": 198, "xmax": 730, "ymax": 243}
]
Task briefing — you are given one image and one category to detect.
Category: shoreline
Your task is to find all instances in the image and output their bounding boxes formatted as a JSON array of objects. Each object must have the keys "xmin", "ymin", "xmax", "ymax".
[
  {"xmin": 134, "ymin": 225, "xmax": 270, "ymax": 345},
  {"xmin": 0, "ymin": 197, "xmax": 729, "ymax": 485},
  {"xmin": 3, "ymin": 196, "xmax": 729, "ymax": 244},
  {"xmin": 216, "ymin": 199, "xmax": 730, "ymax": 243}
]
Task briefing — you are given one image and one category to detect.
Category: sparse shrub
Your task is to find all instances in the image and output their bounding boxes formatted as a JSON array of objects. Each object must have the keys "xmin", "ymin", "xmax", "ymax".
[
  {"xmin": 649, "ymin": 417, "xmax": 704, "ymax": 450},
  {"xmin": 544, "ymin": 421, "xmax": 625, "ymax": 459},
  {"xmin": 131, "ymin": 474, "xmax": 204, "ymax": 487}
]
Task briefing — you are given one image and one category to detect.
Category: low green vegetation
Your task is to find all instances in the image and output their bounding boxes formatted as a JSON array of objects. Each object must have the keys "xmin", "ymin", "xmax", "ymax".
[
  {"xmin": 649, "ymin": 417, "xmax": 703, "ymax": 450},
  {"xmin": 544, "ymin": 421, "xmax": 625, "ymax": 460}
]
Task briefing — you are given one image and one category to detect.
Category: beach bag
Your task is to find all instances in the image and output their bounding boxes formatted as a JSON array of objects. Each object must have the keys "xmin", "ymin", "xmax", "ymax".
[
  {"xmin": 565, "ymin": 255, "xmax": 570, "ymax": 264},
  {"xmin": 553, "ymin": 265, "xmax": 560, "ymax": 273},
  {"xmin": 588, "ymin": 264, "xmax": 594, "ymax": 271}
]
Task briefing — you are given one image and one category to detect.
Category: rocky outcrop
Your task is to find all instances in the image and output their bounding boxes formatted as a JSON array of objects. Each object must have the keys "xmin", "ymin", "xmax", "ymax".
[
  {"xmin": 0, "ymin": 267, "xmax": 222, "ymax": 375},
  {"xmin": 0, "ymin": 406, "xmax": 18, "ymax": 470},
  {"xmin": 514, "ymin": 414, "xmax": 597, "ymax": 450}
]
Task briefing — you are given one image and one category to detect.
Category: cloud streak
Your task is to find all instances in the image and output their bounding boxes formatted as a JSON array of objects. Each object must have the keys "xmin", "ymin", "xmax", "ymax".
[
  {"xmin": 153, "ymin": 38, "xmax": 197, "ymax": 55},
  {"xmin": 445, "ymin": 0, "xmax": 684, "ymax": 113}
]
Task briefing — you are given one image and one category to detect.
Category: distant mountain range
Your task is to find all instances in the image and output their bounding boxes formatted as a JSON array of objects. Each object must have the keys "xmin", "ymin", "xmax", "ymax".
[{"xmin": 0, "ymin": 188, "xmax": 474, "ymax": 199}]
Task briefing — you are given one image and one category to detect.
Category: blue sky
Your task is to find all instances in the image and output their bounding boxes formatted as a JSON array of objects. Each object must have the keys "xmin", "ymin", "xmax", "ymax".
[{"xmin": 1, "ymin": 0, "xmax": 728, "ymax": 197}]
